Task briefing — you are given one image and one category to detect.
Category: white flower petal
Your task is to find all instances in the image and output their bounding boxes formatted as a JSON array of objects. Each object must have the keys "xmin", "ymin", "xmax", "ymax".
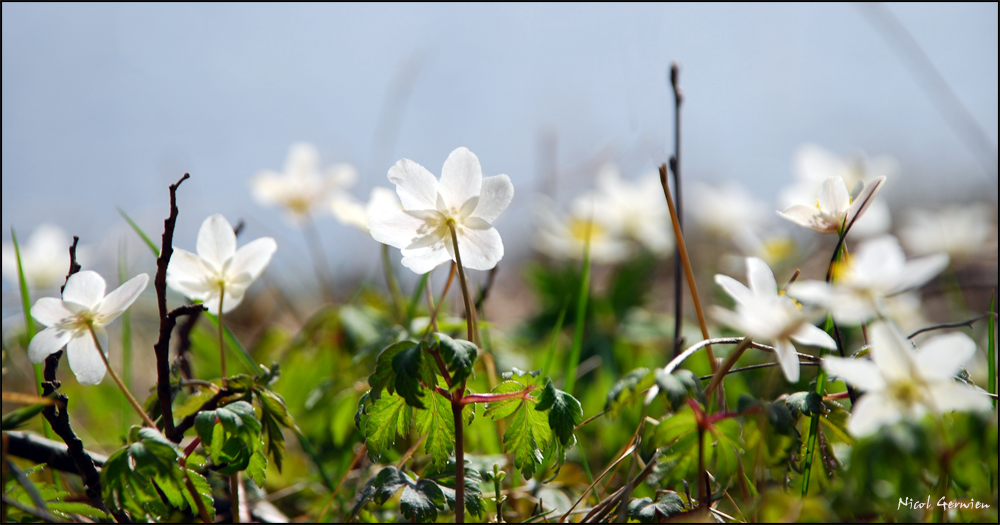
[
  {"xmin": 30, "ymin": 297, "xmax": 74, "ymax": 327},
  {"xmin": 914, "ymin": 332, "xmax": 977, "ymax": 381},
  {"xmin": 327, "ymin": 162, "xmax": 358, "ymax": 187},
  {"xmin": 439, "ymin": 147, "xmax": 483, "ymax": 209},
  {"xmin": 220, "ymin": 287, "xmax": 246, "ymax": 314},
  {"xmin": 791, "ymin": 323, "xmax": 837, "ymax": 349},
  {"xmin": 62, "ymin": 271, "xmax": 106, "ymax": 310},
  {"xmin": 369, "ymin": 210, "xmax": 439, "ymax": 249},
  {"xmin": 773, "ymin": 338, "xmax": 800, "ymax": 382},
  {"xmin": 926, "ymin": 381, "xmax": 992, "ymax": 414},
  {"xmin": 786, "ymin": 280, "xmax": 834, "ymax": 307},
  {"xmin": 715, "ymin": 274, "xmax": 752, "ymax": 306},
  {"xmin": 284, "ymin": 143, "xmax": 320, "ymax": 177},
  {"xmin": 822, "ymin": 356, "xmax": 886, "ymax": 392},
  {"xmin": 777, "ymin": 205, "xmax": 829, "ymax": 232},
  {"xmin": 746, "ymin": 257, "xmax": 777, "ymax": 298},
  {"xmin": 710, "ymin": 306, "xmax": 746, "ymax": 334},
  {"xmin": 869, "ymin": 321, "xmax": 915, "ymax": 383},
  {"xmin": 400, "ymin": 245, "xmax": 453, "ymax": 274},
  {"xmin": 27, "ymin": 326, "xmax": 74, "ymax": 363},
  {"xmin": 67, "ymin": 327, "xmax": 108, "ymax": 386},
  {"xmin": 330, "ymin": 196, "xmax": 369, "ymax": 231},
  {"xmin": 848, "ymin": 196, "xmax": 891, "ymax": 238},
  {"xmin": 818, "ymin": 177, "xmax": 850, "ymax": 215},
  {"xmin": 250, "ymin": 171, "xmax": 286, "ymax": 206},
  {"xmin": 388, "ymin": 158, "xmax": 439, "ymax": 210},
  {"xmin": 228, "ymin": 238, "xmax": 277, "ymax": 284},
  {"xmin": 196, "ymin": 215, "xmax": 237, "ymax": 269},
  {"xmin": 96, "ymin": 274, "xmax": 148, "ymax": 324},
  {"xmin": 845, "ymin": 176, "xmax": 885, "ymax": 232},
  {"xmin": 892, "ymin": 253, "xmax": 949, "ymax": 294},
  {"xmin": 457, "ymin": 226, "xmax": 504, "ymax": 271},
  {"xmin": 848, "ymin": 392, "xmax": 902, "ymax": 437},
  {"xmin": 471, "ymin": 174, "xmax": 514, "ymax": 223},
  {"xmin": 853, "ymin": 236, "xmax": 906, "ymax": 283},
  {"xmin": 167, "ymin": 249, "xmax": 214, "ymax": 301}
]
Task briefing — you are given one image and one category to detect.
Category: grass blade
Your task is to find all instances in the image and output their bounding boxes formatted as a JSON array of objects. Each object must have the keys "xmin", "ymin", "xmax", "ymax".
[
  {"xmin": 11, "ymin": 228, "xmax": 42, "ymax": 396},
  {"xmin": 989, "ymin": 292, "xmax": 995, "ymax": 409},
  {"xmin": 563, "ymin": 233, "xmax": 591, "ymax": 396},
  {"xmin": 203, "ymin": 312, "xmax": 258, "ymax": 374},
  {"xmin": 406, "ymin": 272, "xmax": 429, "ymax": 325},
  {"xmin": 540, "ymin": 303, "xmax": 568, "ymax": 381},
  {"xmin": 117, "ymin": 207, "xmax": 160, "ymax": 257}
]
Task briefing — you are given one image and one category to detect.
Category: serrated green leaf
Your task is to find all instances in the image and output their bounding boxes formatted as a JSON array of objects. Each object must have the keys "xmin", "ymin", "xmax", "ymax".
[
  {"xmin": 154, "ymin": 471, "xmax": 186, "ymax": 508},
  {"xmin": 484, "ymin": 380, "xmax": 526, "ymax": 420},
  {"xmin": 653, "ymin": 406, "xmax": 697, "ymax": 447},
  {"xmin": 604, "ymin": 368, "xmax": 655, "ymax": 417},
  {"xmin": 246, "ymin": 450, "xmax": 268, "ymax": 488},
  {"xmin": 436, "ymin": 332, "xmax": 478, "ymax": 386},
  {"xmin": 785, "ymin": 391, "xmax": 824, "ymax": 419},
  {"xmin": 535, "ymin": 379, "xmax": 583, "ymax": 447},
  {"xmin": 655, "ymin": 368, "xmax": 703, "ymax": 410},
  {"xmin": 412, "ymin": 387, "xmax": 455, "ymax": 470},
  {"xmin": 216, "ymin": 407, "xmax": 243, "ymax": 436},
  {"xmin": 628, "ymin": 493, "xmax": 685, "ymax": 523},
  {"xmin": 364, "ymin": 392, "xmax": 412, "ymax": 462},
  {"xmin": 182, "ymin": 469, "xmax": 216, "ymax": 522},
  {"xmin": 502, "ymin": 393, "xmax": 551, "ymax": 479},
  {"xmin": 401, "ymin": 479, "xmax": 446, "ymax": 523},
  {"xmin": 426, "ymin": 462, "xmax": 485, "ymax": 518},
  {"xmin": 355, "ymin": 391, "xmax": 371, "ymax": 430},
  {"xmin": 370, "ymin": 341, "xmax": 416, "ymax": 398},
  {"xmin": 195, "ymin": 411, "xmax": 217, "ymax": 445},
  {"xmin": 47, "ymin": 501, "xmax": 109, "ymax": 519},
  {"xmin": 392, "ymin": 343, "xmax": 434, "ymax": 409},
  {"xmin": 501, "ymin": 367, "xmax": 541, "ymax": 380}
]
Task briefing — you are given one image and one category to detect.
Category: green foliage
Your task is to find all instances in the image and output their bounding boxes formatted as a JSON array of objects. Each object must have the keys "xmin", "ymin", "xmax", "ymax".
[
  {"xmin": 391, "ymin": 343, "xmax": 435, "ymax": 409},
  {"xmin": 485, "ymin": 379, "xmax": 552, "ymax": 479},
  {"xmin": 604, "ymin": 367, "xmax": 655, "ymax": 417},
  {"xmin": 2, "ymin": 403, "xmax": 48, "ymax": 431},
  {"xmin": 535, "ymin": 378, "xmax": 583, "ymax": 447},
  {"xmin": 193, "ymin": 400, "xmax": 267, "ymax": 480},
  {"xmin": 435, "ymin": 332, "xmax": 479, "ymax": 386},
  {"xmin": 362, "ymin": 391, "xmax": 412, "ymax": 462},
  {"xmin": 655, "ymin": 368, "xmax": 703, "ymax": 411},
  {"xmin": 785, "ymin": 391, "xmax": 824, "ymax": 419},
  {"xmin": 4, "ymin": 466, "xmax": 108, "ymax": 522},
  {"xmin": 412, "ymin": 380, "xmax": 456, "ymax": 470},
  {"xmin": 425, "ymin": 460, "xmax": 486, "ymax": 519},
  {"xmin": 627, "ymin": 493, "xmax": 685, "ymax": 522},
  {"xmin": 370, "ymin": 467, "xmax": 447, "ymax": 523}
]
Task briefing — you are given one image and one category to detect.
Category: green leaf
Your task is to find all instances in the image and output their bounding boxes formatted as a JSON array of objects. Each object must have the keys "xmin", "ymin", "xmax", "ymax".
[
  {"xmin": 413, "ymin": 384, "xmax": 455, "ymax": 470},
  {"xmin": 246, "ymin": 449, "xmax": 268, "ymax": 488},
  {"xmin": 768, "ymin": 401, "xmax": 799, "ymax": 437},
  {"xmin": 501, "ymin": 391, "xmax": 551, "ymax": 479},
  {"xmin": 425, "ymin": 461, "xmax": 485, "ymax": 518},
  {"xmin": 364, "ymin": 391, "xmax": 412, "ymax": 462},
  {"xmin": 500, "ymin": 368, "xmax": 541, "ymax": 380},
  {"xmin": 2, "ymin": 402, "xmax": 48, "ymax": 430},
  {"xmin": 182, "ymin": 469, "xmax": 216, "ymax": 522},
  {"xmin": 604, "ymin": 368, "xmax": 655, "ymax": 417},
  {"xmin": 628, "ymin": 493, "xmax": 685, "ymax": 523},
  {"xmin": 436, "ymin": 332, "xmax": 478, "ymax": 386},
  {"xmin": 655, "ymin": 368, "xmax": 704, "ymax": 411},
  {"xmin": 369, "ymin": 341, "xmax": 416, "ymax": 398},
  {"xmin": 11, "ymin": 228, "xmax": 41, "ymax": 396},
  {"xmin": 47, "ymin": 501, "xmax": 109, "ymax": 520},
  {"xmin": 535, "ymin": 379, "xmax": 583, "ymax": 447},
  {"xmin": 371, "ymin": 467, "xmax": 447, "ymax": 523},
  {"xmin": 785, "ymin": 391, "xmax": 825, "ymax": 419},
  {"xmin": 392, "ymin": 343, "xmax": 433, "ymax": 409},
  {"xmin": 484, "ymin": 380, "xmax": 526, "ymax": 420},
  {"xmin": 652, "ymin": 406, "xmax": 697, "ymax": 448}
]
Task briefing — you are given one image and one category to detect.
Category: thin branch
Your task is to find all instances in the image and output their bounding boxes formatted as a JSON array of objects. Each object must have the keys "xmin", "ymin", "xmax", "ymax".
[
  {"xmin": 699, "ymin": 361, "xmax": 820, "ymax": 381},
  {"xmin": 907, "ymin": 313, "xmax": 997, "ymax": 339},
  {"xmin": 669, "ymin": 61, "xmax": 685, "ymax": 359},
  {"xmin": 4, "ymin": 431, "xmax": 108, "ymax": 473}
]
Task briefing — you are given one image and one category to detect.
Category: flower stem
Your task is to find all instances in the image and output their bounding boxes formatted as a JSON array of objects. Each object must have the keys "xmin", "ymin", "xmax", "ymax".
[
  {"xmin": 563, "ymin": 223, "xmax": 591, "ymax": 397},
  {"xmin": 446, "ymin": 221, "xmax": 478, "ymax": 346},
  {"xmin": 219, "ymin": 287, "xmax": 227, "ymax": 380},
  {"xmin": 704, "ymin": 337, "xmax": 753, "ymax": 402},
  {"xmin": 89, "ymin": 326, "xmax": 157, "ymax": 429},
  {"xmin": 230, "ymin": 472, "xmax": 243, "ymax": 523}
]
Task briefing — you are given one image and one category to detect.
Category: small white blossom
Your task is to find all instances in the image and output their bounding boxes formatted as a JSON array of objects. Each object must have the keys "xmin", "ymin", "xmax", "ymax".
[
  {"xmin": 534, "ymin": 195, "xmax": 630, "ymax": 264},
  {"xmin": 2, "ymin": 225, "xmax": 87, "ymax": 290},
  {"xmin": 27, "ymin": 271, "xmax": 148, "ymax": 385},
  {"xmin": 788, "ymin": 235, "xmax": 948, "ymax": 325},
  {"xmin": 713, "ymin": 257, "xmax": 836, "ymax": 382},
  {"xmin": 690, "ymin": 182, "xmax": 769, "ymax": 240},
  {"xmin": 330, "ymin": 187, "xmax": 401, "ymax": 235},
  {"xmin": 823, "ymin": 321, "xmax": 991, "ymax": 437},
  {"xmin": 251, "ymin": 143, "xmax": 357, "ymax": 224},
  {"xmin": 778, "ymin": 176, "xmax": 886, "ymax": 235},
  {"xmin": 582, "ymin": 164, "xmax": 674, "ymax": 256},
  {"xmin": 167, "ymin": 215, "xmax": 277, "ymax": 313},
  {"xmin": 779, "ymin": 144, "xmax": 895, "ymax": 237},
  {"xmin": 368, "ymin": 147, "xmax": 513, "ymax": 274},
  {"xmin": 899, "ymin": 203, "xmax": 995, "ymax": 261}
]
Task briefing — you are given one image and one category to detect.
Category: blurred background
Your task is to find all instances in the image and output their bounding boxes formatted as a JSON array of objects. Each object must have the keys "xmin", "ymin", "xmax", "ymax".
[{"xmin": 3, "ymin": 2, "xmax": 997, "ymax": 291}]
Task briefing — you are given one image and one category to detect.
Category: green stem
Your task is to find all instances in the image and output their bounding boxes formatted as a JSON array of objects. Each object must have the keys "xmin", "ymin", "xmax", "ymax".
[
  {"xmin": 563, "ymin": 230, "xmax": 591, "ymax": 397},
  {"xmin": 89, "ymin": 326, "xmax": 157, "ymax": 429},
  {"xmin": 407, "ymin": 273, "xmax": 429, "ymax": 325},
  {"xmin": 219, "ymin": 288, "xmax": 227, "ymax": 380},
  {"xmin": 988, "ymin": 293, "xmax": 995, "ymax": 410}
]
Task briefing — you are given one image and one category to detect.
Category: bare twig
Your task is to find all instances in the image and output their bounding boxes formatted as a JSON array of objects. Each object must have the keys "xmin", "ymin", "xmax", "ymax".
[
  {"xmin": 669, "ymin": 62, "xmax": 685, "ymax": 359},
  {"xmin": 907, "ymin": 313, "xmax": 997, "ymax": 339}
]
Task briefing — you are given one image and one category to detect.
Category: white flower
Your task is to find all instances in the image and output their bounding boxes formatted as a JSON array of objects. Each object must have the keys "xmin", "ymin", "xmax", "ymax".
[
  {"xmin": 368, "ymin": 147, "xmax": 513, "ymax": 274},
  {"xmin": 582, "ymin": 164, "xmax": 674, "ymax": 256},
  {"xmin": 251, "ymin": 143, "xmax": 357, "ymax": 224},
  {"xmin": 787, "ymin": 236, "xmax": 948, "ymax": 325},
  {"xmin": 899, "ymin": 203, "xmax": 995, "ymax": 261},
  {"xmin": 167, "ymin": 215, "xmax": 277, "ymax": 313},
  {"xmin": 27, "ymin": 271, "xmax": 148, "ymax": 385},
  {"xmin": 778, "ymin": 176, "xmax": 886, "ymax": 235},
  {"xmin": 689, "ymin": 182, "xmax": 769, "ymax": 240},
  {"xmin": 534, "ymin": 195, "xmax": 630, "ymax": 264},
  {"xmin": 713, "ymin": 257, "xmax": 836, "ymax": 382},
  {"xmin": 823, "ymin": 321, "xmax": 991, "ymax": 437},
  {"xmin": 330, "ymin": 187, "xmax": 401, "ymax": 235},
  {"xmin": 2, "ymin": 225, "xmax": 87, "ymax": 290},
  {"xmin": 779, "ymin": 144, "xmax": 895, "ymax": 237}
]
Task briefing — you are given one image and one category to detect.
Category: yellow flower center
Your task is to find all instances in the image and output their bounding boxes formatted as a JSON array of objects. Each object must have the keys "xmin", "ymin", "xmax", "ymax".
[{"xmin": 568, "ymin": 218, "xmax": 604, "ymax": 242}]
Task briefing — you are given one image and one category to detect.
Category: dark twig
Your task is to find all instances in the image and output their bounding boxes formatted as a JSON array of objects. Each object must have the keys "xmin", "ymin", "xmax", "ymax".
[
  {"xmin": 699, "ymin": 361, "xmax": 820, "ymax": 381},
  {"xmin": 153, "ymin": 174, "xmax": 189, "ymax": 439},
  {"xmin": 61, "ymin": 237, "xmax": 82, "ymax": 294},
  {"xmin": 669, "ymin": 62, "xmax": 685, "ymax": 359},
  {"xmin": 170, "ymin": 389, "xmax": 233, "ymax": 443},
  {"xmin": 907, "ymin": 313, "xmax": 997, "ymax": 339},
  {"xmin": 5, "ymin": 431, "xmax": 108, "ymax": 474}
]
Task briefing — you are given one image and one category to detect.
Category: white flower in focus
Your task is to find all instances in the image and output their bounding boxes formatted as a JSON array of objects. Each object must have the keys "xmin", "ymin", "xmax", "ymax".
[
  {"xmin": 713, "ymin": 257, "xmax": 836, "ymax": 382},
  {"xmin": 690, "ymin": 182, "xmax": 769, "ymax": 240},
  {"xmin": 778, "ymin": 176, "xmax": 886, "ymax": 235},
  {"xmin": 330, "ymin": 187, "xmax": 401, "ymax": 235},
  {"xmin": 251, "ymin": 143, "xmax": 357, "ymax": 224},
  {"xmin": 27, "ymin": 271, "xmax": 148, "ymax": 385},
  {"xmin": 534, "ymin": 196, "xmax": 630, "ymax": 264},
  {"xmin": 780, "ymin": 144, "xmax": 895, "ymax": 237},
  {"xmin": 368, "ymin": 148, "xmax": 513, "ymax": 274},
  {"xmin": 899, "ymin": 204, "xmax": 995, "ymax": 261},
  {"xmin": 582, "ymin": 164, "xmax": 674, "ymax": 256},
  {"xmin": 167, "ymin": 215, "xmax": 277, "ymax": 313},
  {"xmin": 787, "ymin": 235, "xmax": 948, "ymax": 325},
  {"xmin": 823, "ymin": 322, "xmax": 990, "ymax": 437},
  {"xmin": 2, "ymin": 225, "xmax": 87, "ymax": 290}
]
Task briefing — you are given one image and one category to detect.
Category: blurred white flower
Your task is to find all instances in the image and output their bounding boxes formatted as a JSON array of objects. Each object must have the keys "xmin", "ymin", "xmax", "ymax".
[
  {"xmin": 713, "ymin": 257, "xmax": 836, "ymax": 382},
  {"xmin": 581, "ymin": 164, "xmax": 674, "ymax": 256},
  {"xmin": 690, "ymin": 182, "xmax": 769, "ymax": 240},
  {"xmin": 167, "ymin": 214, "xmax": 277, "ymax": 314},
  {"xmin": 899, "ymin": 203, "xmax": 995, "ymax": 261},
  {"xmin": 880, "ymin": 292, "xmax": 928, "ymax": 336},
  {"xmin": 251, "ymin": 143, "xmax": 357, "ymax": 224},
  {"xmin": 780, "ymin": 144, "xmax": 895, "ymax": 237},
  {"xmin": 2, "ymin": 224, "xmax": 87, "ymax": 290},
  {"xmin": 369, "ymin": 147, "xmax": 513, "ymax": 274},
  {"xmin": 730, "ymin": 228, "xmax": 798, "ymax": 267},
  {"xmin": 788, "ymin": 235, "xmax": 948, "ymax": 325},
  {"xmin": 330, "ymin": 187, "xmax": 401, "ymax": 235},
  {"xmin": 778, "ymin": 176, "xmax": 886, "ymax": 235},
  {"xmin": 823, "ymin": 321, "xmax": 990, "ymax": 437},
  {"xmin": 534, "ymin": 195, "xmax": 630, "ymax": 264},
  {"xmin": 27, "ymin": 271, "xmax": 148, "ymax": 385}
]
